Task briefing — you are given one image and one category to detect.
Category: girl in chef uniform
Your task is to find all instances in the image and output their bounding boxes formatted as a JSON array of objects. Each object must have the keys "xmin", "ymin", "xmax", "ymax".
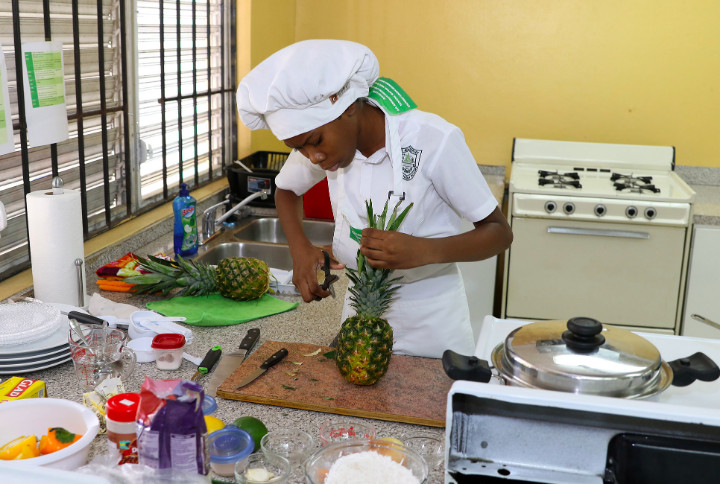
[{"xmin": 236, "ymin": 39, "xmax": 513, "ymax": 358}]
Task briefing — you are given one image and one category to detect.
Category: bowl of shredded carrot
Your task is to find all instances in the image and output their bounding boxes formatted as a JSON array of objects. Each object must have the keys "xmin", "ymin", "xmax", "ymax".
[{"xmin": 0, "ymin": 398, "xmax": 99, "ymax": 469}]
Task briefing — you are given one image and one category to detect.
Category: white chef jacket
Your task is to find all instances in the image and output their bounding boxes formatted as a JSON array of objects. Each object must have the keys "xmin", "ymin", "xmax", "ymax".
[{"xmin": 275, "ymin": 105, "xmax": 497, "ymax": 358}]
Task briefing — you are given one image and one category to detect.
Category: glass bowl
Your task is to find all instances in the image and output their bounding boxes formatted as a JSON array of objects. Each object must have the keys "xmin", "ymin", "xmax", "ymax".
[
  {"xmin": 260, "ymin": 429, "xmax": 316, "ymax": 472},
  {"xmin": 318, "ymin": 418, "xmax": 376, "ymax": 446},
  {"xmin": 304, "ymin": 439, "xmax": 428, "ymax": 484},
  {"xmin": 234, "ymin": 452, "xmax": 291, "ymax": 484},
  {"xmin": 402, "ymin": 430, "xmax": 444, "ymax": 469}
]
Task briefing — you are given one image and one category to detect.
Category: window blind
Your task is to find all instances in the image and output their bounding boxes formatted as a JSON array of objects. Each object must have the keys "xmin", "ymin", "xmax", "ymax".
[
  {"xmin": 135, "ymin": 0, "xmax": 234, "ymax": 205},
  {"xmin": 0, "ymin": 0, "xmax": 235, "ymax": 282},
  {"xmin": 0, "ymin": 0, "xmax": 127, "ymax": 280}
]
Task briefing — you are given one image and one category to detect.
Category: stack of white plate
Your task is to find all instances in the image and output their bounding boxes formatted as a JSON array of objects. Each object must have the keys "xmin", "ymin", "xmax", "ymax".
[{"xmin": 0, "ymin": 302, "xmax": 79, "ymax": 375}]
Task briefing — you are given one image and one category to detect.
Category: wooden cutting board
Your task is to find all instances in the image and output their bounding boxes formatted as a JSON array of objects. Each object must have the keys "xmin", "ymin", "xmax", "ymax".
[{"xmin": 216, "ymin": 341, "xmax": 453, "ymax": 427}]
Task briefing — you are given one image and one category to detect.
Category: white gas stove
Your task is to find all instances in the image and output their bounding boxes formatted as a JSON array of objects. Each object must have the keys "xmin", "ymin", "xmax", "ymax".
[
  {"xmin": 501, "ymin": 139, "xmax": 696, "ymax": 333},
  {"xmin": 444, "ymin": 316, "xmax": 720, "ymax": 484}
]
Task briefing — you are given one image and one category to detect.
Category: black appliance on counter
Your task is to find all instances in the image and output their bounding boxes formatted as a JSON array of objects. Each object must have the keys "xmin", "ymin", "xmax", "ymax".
[{"xmin": 227, "ymin": 151, "xmax": 288, "ymax": 208}]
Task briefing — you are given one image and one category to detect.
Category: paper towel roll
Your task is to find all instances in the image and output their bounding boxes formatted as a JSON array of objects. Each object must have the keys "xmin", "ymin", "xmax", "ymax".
[{"xmin": 26, "ymin": 188, "xmax": 86, "ymax": 306}]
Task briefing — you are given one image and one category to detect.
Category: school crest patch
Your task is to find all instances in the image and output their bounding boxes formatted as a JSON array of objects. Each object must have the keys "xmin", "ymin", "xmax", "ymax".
[{"xmin": 401, "ymin": 145, "xmax": 422, "ymax": 180}]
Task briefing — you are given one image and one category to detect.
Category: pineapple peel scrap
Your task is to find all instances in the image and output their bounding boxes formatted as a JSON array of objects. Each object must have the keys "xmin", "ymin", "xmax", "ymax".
[{"xmin": 302, "ymin": 349, "xmax": 322, "ymax": 357}]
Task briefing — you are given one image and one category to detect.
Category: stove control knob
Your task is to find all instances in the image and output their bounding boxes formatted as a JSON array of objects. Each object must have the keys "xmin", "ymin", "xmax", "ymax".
[
  {"xmin": 644, "ymin": 207, "xmax": 657, "ymax": 220},
  {"xmin": 544, "ymin": 201, "xmax": 557, "ymax": 213},
  {"xmin": 594, "ymin": 204, "xmax": 606, "ymax": 217},
  {"xmin": 626, "ymin": 206, "xmax": 638, "ymax": 218},
  {"xmin": 563, "ymin": 202, "xmax": 575, "ymax": 215}
]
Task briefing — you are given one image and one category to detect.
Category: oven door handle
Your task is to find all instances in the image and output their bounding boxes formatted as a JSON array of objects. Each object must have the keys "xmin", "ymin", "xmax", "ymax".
[{"xmin": 547, "ymin": 226, "xmax": 650, "ymax": 239}]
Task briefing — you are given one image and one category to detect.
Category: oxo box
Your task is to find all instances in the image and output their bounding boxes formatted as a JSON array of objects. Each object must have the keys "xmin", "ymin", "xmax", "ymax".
[{"xmin": 0, "ymin": 377, "xmax": 47, "ymax": 402}]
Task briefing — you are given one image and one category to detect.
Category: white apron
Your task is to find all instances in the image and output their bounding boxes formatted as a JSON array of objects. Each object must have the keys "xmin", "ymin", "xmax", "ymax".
[{"xmin": 332, "ymin": 110, "xmax": 475, "ymax": 358}]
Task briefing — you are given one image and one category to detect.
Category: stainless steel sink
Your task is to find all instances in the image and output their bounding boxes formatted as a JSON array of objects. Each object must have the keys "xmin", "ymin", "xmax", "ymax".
[
  {"xmin": 195, "ymin": 216, "xmax": 335, "ymax": 270},
  {"xmin": 233, "ymin": 217, "xmax": 334, "ymax": 245},
  {"xmin": 195, "ymin": 242, "xmax": 294, "ymax": 270}
]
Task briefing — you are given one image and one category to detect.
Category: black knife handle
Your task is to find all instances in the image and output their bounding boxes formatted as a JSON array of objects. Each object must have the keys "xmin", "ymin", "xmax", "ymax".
[
  {"xmin": 239, "ymin": 328, "xmax": 260, "ymax": 351},
  {"xmin": 198, "ymin": 346, "xmax": 222, "ymax": 374},
  {"xmin": 67, "ymin": 311, "xmax": 105, "ymax": 326},
  {"xmin": 260, "ymin": 348, "xmax": 289, "ymax": 370}
]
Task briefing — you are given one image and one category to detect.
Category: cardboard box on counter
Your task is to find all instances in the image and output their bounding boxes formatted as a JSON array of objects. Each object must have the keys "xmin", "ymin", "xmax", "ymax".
[{"xmin": 0, "ymin": 377, "xmax": 46, "ymax": 402}]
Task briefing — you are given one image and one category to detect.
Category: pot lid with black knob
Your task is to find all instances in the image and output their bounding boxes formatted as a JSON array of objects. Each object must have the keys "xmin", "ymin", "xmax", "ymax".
[{"xmin": 490, "ymin": 316, "xmax": 672, "ymax": 398}]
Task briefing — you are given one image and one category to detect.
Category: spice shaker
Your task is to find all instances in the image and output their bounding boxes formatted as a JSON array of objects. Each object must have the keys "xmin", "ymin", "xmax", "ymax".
[{"xmin": 106, "ymin": 392, "xmax": 140, "ymax": 465}]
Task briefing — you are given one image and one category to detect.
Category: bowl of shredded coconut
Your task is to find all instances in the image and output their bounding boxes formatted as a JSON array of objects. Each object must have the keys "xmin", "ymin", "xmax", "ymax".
[{"xmin": 304, "ymin": 439, "xmax": 428, "ymax": 484}]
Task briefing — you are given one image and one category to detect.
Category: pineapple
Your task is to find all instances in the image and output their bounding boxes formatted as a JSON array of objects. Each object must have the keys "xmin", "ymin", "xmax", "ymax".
[
  {"xmin": 335, "ymin": 199, "xmax": 413, "ymax": 386},
  {"xmin": 124, "ymin": 255, "xmax": 270, "ymax": 301}
]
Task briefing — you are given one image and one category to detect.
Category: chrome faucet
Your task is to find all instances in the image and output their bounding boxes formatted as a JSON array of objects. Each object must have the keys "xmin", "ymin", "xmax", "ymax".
[{"xmin": 201, "ymin": 190, "xmax": 269, "ymax": 244}]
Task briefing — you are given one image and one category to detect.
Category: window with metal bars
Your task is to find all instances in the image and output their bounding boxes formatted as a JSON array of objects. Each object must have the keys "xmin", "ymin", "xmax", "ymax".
[{"xmin": 0, "ymin": 0, "xmax": 236, "ymax": 282}]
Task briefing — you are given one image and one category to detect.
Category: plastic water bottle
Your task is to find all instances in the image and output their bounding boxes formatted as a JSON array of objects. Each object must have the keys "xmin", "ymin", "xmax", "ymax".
[{"xmin": 173, "ymin": 183, "xmax": 198, "ymax": 257}]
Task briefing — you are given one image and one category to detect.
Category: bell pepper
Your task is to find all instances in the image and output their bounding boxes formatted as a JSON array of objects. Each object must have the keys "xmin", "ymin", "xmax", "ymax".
[{"xmin": 38, "ymin": 427, "xmax": 82, "ymax": 455}]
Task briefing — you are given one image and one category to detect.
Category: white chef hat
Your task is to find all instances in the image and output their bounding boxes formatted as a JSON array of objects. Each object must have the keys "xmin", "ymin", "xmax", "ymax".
[{"xmin": 236, "ymin": 39, "xmax": 380, "ymax": 140}]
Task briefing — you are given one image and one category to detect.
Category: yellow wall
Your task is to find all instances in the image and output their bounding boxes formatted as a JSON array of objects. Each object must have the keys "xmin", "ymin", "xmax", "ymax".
[{"xmin": 241, "ymin": 0, "xmax": 720, "ymax": 169}]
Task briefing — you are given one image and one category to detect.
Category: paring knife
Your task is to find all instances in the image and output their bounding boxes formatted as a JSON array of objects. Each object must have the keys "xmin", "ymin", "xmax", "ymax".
[
  {"xmin": 235, "ymin": 348, "xmax": 289, "ymax": 390},
  {"xmin": 206, "ymin": 328, "xmax": 260, "ymax": 397},
  {"xmin": 191, "ymin": 346, "xmax": 222, "ymax": 381}
]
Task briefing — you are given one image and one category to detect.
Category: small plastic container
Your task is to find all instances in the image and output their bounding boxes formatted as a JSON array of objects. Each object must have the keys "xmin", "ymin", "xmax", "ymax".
[
  {"xmin": 208, "ymin": 426, "xmax": 254, "ymax": 477},
  {"xmin": 202, "ymin": 394, "xmax": 218, "ymax": 416},
  {"xmin": 151, "ymin": 333, "xmax": 186, "ymax": 370},
  {"xmin": 105, "ymin": 392, "xmax": 141, "ymax": 465}
]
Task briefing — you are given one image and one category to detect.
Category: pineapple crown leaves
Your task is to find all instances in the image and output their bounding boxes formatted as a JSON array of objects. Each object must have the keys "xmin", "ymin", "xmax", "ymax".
[
  {"xmin": 346, "ymin": 199, "xmax": 413, "ymax": 318},
  {"xmin": 366, "ymin": 199, "xmax": 413, "ymax": 232},
  {"xmin": 125, "ymin": 255, "xmax": 218, "ymax": 296}
]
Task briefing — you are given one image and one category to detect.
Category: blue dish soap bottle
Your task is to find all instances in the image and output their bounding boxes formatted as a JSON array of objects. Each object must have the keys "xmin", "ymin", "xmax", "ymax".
[{"xmin": 173, "ymin": 183, "xmax": 198, "ymax": 258}]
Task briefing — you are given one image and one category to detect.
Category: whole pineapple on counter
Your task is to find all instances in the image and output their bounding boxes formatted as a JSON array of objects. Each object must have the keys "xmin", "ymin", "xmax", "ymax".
[
  {"xmin": 125, "ymin": 255, "xmax": 270, "ymax": 301},
  {"xmin": 335, "ymin": 199, "xmax": 413, "ymax": 386}
]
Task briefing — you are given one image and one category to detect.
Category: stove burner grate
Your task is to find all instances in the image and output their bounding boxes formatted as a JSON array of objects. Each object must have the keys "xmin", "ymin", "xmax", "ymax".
[
  {"xmin": 611, "ymin": 172, "xmax": 660, "ymax": 194},
  {"xmin": 614, "ymin": 182, "xmax": 661, "ymax": 193},
  {"xmin": 538, "ymin": 170, "xmax": 582, "ymax": 189},
  {"xmin": 611, "ymin": 172, "xmax": 654, "ymax": 184},
  {"xmin": 539, "ymin": 179, "xmax": 582, "ymax": 188}
]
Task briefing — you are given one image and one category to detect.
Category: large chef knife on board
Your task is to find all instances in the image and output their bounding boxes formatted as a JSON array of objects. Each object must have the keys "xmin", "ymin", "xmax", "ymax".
[{"xmin": 206, "ymin": 328, "xmax": 260, "ymax": 397}]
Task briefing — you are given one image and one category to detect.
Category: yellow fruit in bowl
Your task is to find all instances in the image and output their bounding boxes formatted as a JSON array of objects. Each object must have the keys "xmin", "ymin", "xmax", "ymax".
[
  {"xmin": 14, "ymin": 442, "xmax": 40, "ymax": 460},
  {"xmin": 204, "ymin": 415, "xmax": 226, "ymax": 434},
  {"xmin": 371, "ymin": 438, "xmax": 405, "ymax": 463},
  {"xmin": 0, "ymin": 435, "xmax": 38, "ymax": 460},
  {"xmin": 377, "ymin": 436, "xmax": 404, "ymax": 446}
]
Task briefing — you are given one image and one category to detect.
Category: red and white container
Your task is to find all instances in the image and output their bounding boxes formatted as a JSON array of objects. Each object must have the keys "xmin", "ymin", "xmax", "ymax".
[{"xmin": 151, "ymin": 333, "xmax": 186, "ymax": 370}]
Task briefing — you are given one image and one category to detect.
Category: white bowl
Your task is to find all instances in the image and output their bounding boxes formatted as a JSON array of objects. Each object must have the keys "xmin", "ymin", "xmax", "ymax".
[
  {"xmin": 127, "ymin": 336, "xmax": 156, "ymax": 363},
  {"xmin": 0, "ymin": 398, "xmax": 99, "ymax": 469},
  {"xmin": 129, "ymin": 310, "xmax": 193, "ymax": 344}
]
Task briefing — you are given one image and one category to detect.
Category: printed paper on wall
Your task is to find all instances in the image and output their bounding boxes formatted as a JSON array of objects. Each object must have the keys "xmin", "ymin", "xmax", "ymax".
[
  {"xmin": 21, "ymin": 41, "xmax": 69, "ymax": 147},
  {"xmin": 0, "ymin": 44, "xmax": 14, "ymax": 156}
]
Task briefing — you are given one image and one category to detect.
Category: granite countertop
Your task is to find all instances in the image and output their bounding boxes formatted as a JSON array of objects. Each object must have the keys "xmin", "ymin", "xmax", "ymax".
[
  {"xmin": 692, "ymin": 184, "xmax": 720, "ymax": 225},
  {"xmin": 15, "ymin": 231, "xmax": 447, "ymax": 482}
]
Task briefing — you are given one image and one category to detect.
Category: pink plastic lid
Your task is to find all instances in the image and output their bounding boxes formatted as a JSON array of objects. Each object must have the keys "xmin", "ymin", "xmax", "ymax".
[{"xmin": 151, "ymin": 333, "xmax": 186, "ymax": 349}]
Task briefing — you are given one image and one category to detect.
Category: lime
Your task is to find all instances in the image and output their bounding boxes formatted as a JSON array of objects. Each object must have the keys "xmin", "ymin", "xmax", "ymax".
[
  {"xmin": 204, "ymin": 415, "xmax": 226, "ymax": 434},
  {"xmin": 232, "ymin": 416, "xmax": 268, "ymax": 452}
]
